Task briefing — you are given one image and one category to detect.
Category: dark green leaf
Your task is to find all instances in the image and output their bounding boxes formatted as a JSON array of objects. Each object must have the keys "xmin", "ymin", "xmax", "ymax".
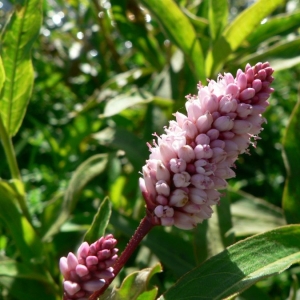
[
  {"xmin": 282, "ymin": 99, "xmax": 300, "ymax": 224},
  {"xmin": 84, "ymin": 197, "xmax": 112, "ymax": 243},
  {"xmin": 160, "ymin": 225, "xmax": 300, "ymax": 300},
  {"xmin": 42, "ymin": 154, "xmax": 109, "ymax": 241},
  {"xmin": 0, "ymin": 0, "xmax": 42, "ymax": 136}
]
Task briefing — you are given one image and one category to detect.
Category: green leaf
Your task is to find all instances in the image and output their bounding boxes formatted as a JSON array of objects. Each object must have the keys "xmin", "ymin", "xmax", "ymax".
[
  {"xmin": 208, "ymin": 0, "xmax": 228, "ymax": 40},
  {"xmin": 207, "ymin": 0, "xmax": 285, "ymax": 76},
  {"xmin": 0, "ymin": 57, "xmax": 5, "ymax": 93},
  {"xmin": 282, "ymin": 99, "xmax": 300, "ymax": 224},
  {"xmin": 114, "ymin": 263, "xmax": 162, "ymax": 300},
  {"xmin": 230, "ymin": 191, "xmax": 286, "ymax": 236},
  {"xmin": 84, "ymin": 197, "xmax": 112, "ymax": 244},
  {"xmin": 0, "ymin": 181, "xmax": 44, "ymax": 264},
  {"xmin": 246, "ymin": 11, "xmax": 300, "ymax": 46},
  {"xmin": 160, "ymin": 225, "xmax": 300, "ymax": 300},
  {"xmin": 42, "ymin": 154, "xmax": 109, "ymax": 241},
  {"xmin": 101, "ymin": 89, "xmax": 153, "ymax": 118},
  {"xmin": 233, "ymin": 37, "xmax": 300, "ymax": 71},
  {"xmin": 0, "ymin": 0, "xmax": 42, "ymax": 136},
  {"xmin": 139, "ymin": 0, "xmax": 205, "ymax": 81}
]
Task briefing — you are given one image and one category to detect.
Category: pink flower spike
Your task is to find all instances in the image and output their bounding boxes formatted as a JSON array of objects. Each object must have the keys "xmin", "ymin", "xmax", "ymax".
[{"xmin": 139, "ymin": 62, "xmax": 274, "ymax": 230}]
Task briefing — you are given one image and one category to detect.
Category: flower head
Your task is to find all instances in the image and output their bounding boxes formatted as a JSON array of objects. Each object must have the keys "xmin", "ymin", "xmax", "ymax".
[
  {"xmin": 139, "ymin": 62, "xmax": 274, "ymax": 229},
  {"xmin": 59, "ymin": 234, "xmax": 118, "ymax": 300}
]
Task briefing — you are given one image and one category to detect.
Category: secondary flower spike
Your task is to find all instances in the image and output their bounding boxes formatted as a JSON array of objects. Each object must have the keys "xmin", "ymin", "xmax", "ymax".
[
  {"xmin": 59, "ymin": 234, "xmax": 118, "ymax": 300},
  {"xmin": 139, "ymin": 62, "xmax": 274, "ymax": 229}
]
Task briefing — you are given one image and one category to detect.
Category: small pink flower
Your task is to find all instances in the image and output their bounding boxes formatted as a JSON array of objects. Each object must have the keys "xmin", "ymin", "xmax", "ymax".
[
  {"xmin": 59, "ymin": 235, "xmax": 118, "ymax": 300},
  {"xmin": 140, "ymin": 62, "xmax": 274, "ymax": 229}
]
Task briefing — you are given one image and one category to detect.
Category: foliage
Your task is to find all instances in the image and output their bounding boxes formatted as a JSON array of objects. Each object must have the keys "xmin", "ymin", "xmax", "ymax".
[{"xmin": 0, "ymin": 0, "xmax": 300, "ymax": 299}]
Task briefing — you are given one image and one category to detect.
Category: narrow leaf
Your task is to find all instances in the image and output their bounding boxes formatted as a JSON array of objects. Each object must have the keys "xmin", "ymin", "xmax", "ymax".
[
  {"xmin": 84, "ymin": 197, "xmax": 112, "ymax": 244},
  {"xmin": 140, "ymin": 0, "xmax": 205, "ymax": 81},
  {"xmin": 42, "ymin": 154, "xmax": 109, "ymax": 241},
  {"xmin": 282, "ymin": 99, "xmax": 300, "ymax": 224},
  {"xmin": 160, "ymin": 225, "xmax": 300, "ymax": 300},
  {"xmin": 208, "ymin": 0, "xmax": 228, "ymax": 40},
  {"xmin": 0, "ymin": 57, "xmax": 5, "ymax": 93},
  {"xmin": 0, "ymin": 0, "xmax": 42, "ymax": 136},
  {"xmin": 207, "ymin": 0, "xmax": 285, "ymax": 75}
]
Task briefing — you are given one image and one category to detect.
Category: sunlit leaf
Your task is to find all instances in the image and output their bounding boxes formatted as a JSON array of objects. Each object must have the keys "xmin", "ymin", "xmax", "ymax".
[
  {"xmin": 207, "ymin": 0, "xmax": 285, "ymax": 76},
  {"xmin": 84, "ymin": 197, "xmax": 112, "ymax": 243},
  {"xmin": 160, "ymin": 225, "xmax": 300, "ymax": 300},
  {"xmin": 0, "ymin": 57, "xmax": 5, "ymax": 93},
  {"xmin": 140, "ymin": 0, "xmax": 205, "ymax": 81},
  {"xmin": 208, "ymin": 0, "xmax": 228, "ymax": 40},
  {"xmin": 0, "ymin": 0, "xmax": 42, "ymax": 136},
  {"xmin": 282, "ymin": 98, "xmax": 300, "ymax": 224}
]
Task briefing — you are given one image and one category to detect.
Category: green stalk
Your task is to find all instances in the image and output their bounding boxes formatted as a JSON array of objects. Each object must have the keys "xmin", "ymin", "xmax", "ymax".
[{"xmin": 0, "ymin": 114, "xmax": 31, "ymax": 221}]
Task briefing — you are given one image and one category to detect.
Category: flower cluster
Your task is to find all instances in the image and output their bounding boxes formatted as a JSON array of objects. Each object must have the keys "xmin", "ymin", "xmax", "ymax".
[
  {"xmin": 59, "ymin": 235, "xmax": 118, "ymax": 299},
  {"xmin": 139, "ymin": 62, "xmax": 274, "ymax": 229}
]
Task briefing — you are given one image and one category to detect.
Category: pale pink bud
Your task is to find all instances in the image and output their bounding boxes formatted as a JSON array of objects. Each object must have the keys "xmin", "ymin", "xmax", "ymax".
[
  {"xmin": 156, "ymin": 195, "xmax": 168, "ymax": 205},
  {"xmin": 246, "ymin": 66, "xmax": 254, "ymax": 82},
  {"xmin": 83, "ymin": 279, "xmax": 105, "ymax": 292},
  {"xmin": 196, "ymin": 112, "xmax": 213, "ymax": 133},
  {"xmin": 200, "ymin": 94, "xmax": 218, "ymax": 112},
  {"xmin": 64, "ymin": 281, "xmax": 81, "ymax": 296},
  {"xmin": 213, "ymin": 116, "xmax": 234, "ymax": 131},
  {"xmin": 169, "ymin": 189, "xmax": 189, "ymax": 207},
  {"xmin": 211, "ymin": 176, "xmax": 228, "ymax": 189},
  {"xmin": 76, "ymin": 265, "xmax": 89, "ymax": 277},
  {"xmin": 181, "ymin": 202, "xmax": 201, "ymax": 213},
  {"xmin": 159, "ymin": 143, "xmax": 177, "ymax": 163},
  {"xmin": 156, "ymin": 161, "xmax": 170, "ymax": 181},
  {"xmin": 232, "ymin": 120, "xmax": 252, "ymax": 134},
  {"xmin": 175, "ymin": 112, "xmax": 187, "ymax": 127},
  {"xmin": 67, "ymin": 252, "xmax": 78, "ymax": 270},
  {"xmin": 236, "ymin": 103, "xmax": 252, "ymax": 118},
  {"xmin": 231, "ymin": 135, "xmax": 250, "ymax": 152},
  {"xmin": 77, "ymin": 242, "xmax": 90, "ymax": 260},
  {"xmin": 189, "ymin": 188, "xmax": 207, "ymax": 204},
  {"xmin": 178, "ymin": 145, "xmax": 195, "ymax": 163},
  {"xmin": 173, "ymin": 211, "xmax": 197, "ymax": 230},
  {"xmin": 206, "ymin": 189, "xmax": 221, "ymax": 201},
  {"xmin": 169, "ymin": 158, "xmax": 186, "ymax": 173},
  {"xmin": 195, "ymin": 205, "xmax": 213, "ymax": 219},
  {"xmin": 86, "ymin": 256, "xmax": 98, "ymax": 268},
  {"xmin": 194, "ymin": 144, "xmax": 213, "ymax": 159},
  {"xmin": 219, "ymin": 131, "xmax": 235, "ymax": 139},
  {"xmin": 211, "ymin": 147, "xmax": 227, "ymax": 163},
  {"xmin": 59, "ymin": 257, "xmax": 69, "ymax": 278},
  {"xmin": 252, "ymin": 79, "xmax": 262, "ymax": 92},
  {"xmin": 195, "ymin": 133, "xmax": 210, "ymax": 145},
  {"xmin": 237, "ymin": 72, "xmax": 247, "ymax": 90},
  {"xmin": 210, "ymin": 139, "xmax": 225, "ymax": 149},
  {"xmin": 224, "ymin": 140, "xmax": 239, "ymax": 158},
  {"xmin": 206, "ymin": 128, "xmax": 219, "ymax": 140},
  {"xmin": 191, "ymin": 174, "xmax": 214, "ymax": 189},
  {"xmin": 173, "ymin": 172, "xmax": 191, "ymax": 187},
  {"xmin": 239, "ymin": 88, "xmax": 255, "ymax": 101},
  {"xmin": 161, "ymin": 217, "xmax": 174, "ymax": 226},
  {"xmin": 186, "ymin": 101, "xmax": 202, "ymax": 122},
  {"xmin": 214, "ymin": 167, "xmax": 236, "ymax": 179},
  {"xmin": 183, "ymin": 119, "xmax": 198, "ymax": 138},
  {"xmin": 155, "ymin": 180, "xmax": 170, "ymax": 196},
  {"xmin": 219, "ymin": 96, "xmax": 238, "ymax": 113},
  {"xmin": 225, "ymin": 83, "xmax": 239, "ymax": 98}
]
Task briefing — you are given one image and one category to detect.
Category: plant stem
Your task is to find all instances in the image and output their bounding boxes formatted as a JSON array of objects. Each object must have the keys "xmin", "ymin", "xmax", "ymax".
[
  {"xmin": 0, "ymin": 114, "xmax": 21, "ymax": 180},
  {"xmin": 89, "ymin": 214, "xmax": 155, "ymax": 300},
  {"xmin": 0, "ymin": 114, "xmax": 31, "ymax": 221}
]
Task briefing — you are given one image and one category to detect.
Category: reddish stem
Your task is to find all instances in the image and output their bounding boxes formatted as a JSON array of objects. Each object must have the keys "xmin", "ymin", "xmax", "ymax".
[{"xmin": 89, "ymin": 214, "xmax": 156, "ymax": 300}]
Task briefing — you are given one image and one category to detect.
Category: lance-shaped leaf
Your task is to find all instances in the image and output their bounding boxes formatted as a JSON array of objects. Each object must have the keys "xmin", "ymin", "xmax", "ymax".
[
  {"xmin": 0, "ymin": 0, "xmax": 42, "ymax": 136},
  {"xmin": 160, "ymin": 225, "xmax": 300, "ymax": 300},
  {"xmin": 139, "ymin": 0, "xmax": 205, "ymax": 82},
  {"xmin": 282, "ymin": 99, "xmax": 300, "ymax": 224},
  {"xmin": 0, "ymin": 57, "xmax": 5, "ymax": 93},
  {"xmin": 84, "ymin": 197, "xmax": 112, "ymax": 244},
  {"xmin": 206, "ymin": 0, "xmax": 285, "ymax": 76}
]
